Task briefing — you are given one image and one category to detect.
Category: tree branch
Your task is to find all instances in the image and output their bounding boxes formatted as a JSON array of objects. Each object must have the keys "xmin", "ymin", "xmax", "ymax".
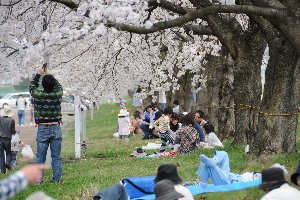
[
  {"xmin": 0, "ymin": 0, "xmax": 22, "ymax": 6},
  {"xmin": 49, "ymin": 0, "xmax": 78, "ymax": 10},
  {"xmin": 183, "ymin": 25, "xmax": 215, "ymax": 36},
  {"xmin": 148, "ymin": 0, "xmax": 190, "ymax": 15},
  {"xmin": 106, "ymin": 5, "xmax": 284, "ymax": 34}
]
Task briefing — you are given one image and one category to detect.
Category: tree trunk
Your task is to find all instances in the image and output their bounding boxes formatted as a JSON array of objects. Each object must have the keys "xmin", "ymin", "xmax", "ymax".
[
  {"xmin": 174, "ymin": 72, "xmax": 194, "ymax": 113},
  {"xmin": 206, "ymin": 54, "xmax": 221, "ymax": 131},
  {"xmin": 232, "ymin": 32, "xmax": 265, "ymax": 145},
  {"xmin": 255, "ymin": 40, "xmax": 300, "ymax": 154},
  {"xmin": 218, "ymin": 53, "xmax": 235, "ymax": 140}
]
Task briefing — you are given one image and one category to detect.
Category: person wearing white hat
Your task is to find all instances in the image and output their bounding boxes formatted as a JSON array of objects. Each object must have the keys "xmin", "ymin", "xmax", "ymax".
[
  {"xmin": 0, "ymin": 106, "xmax": 15, "ymax": 173},
  {"xmin": 117, "ymin": 109, "xmax": 131, "ymax": 141}
]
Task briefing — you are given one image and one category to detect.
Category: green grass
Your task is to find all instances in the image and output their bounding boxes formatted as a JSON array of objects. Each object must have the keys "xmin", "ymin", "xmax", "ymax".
[{"xmin": 2, "ymin": 103, "xmax": 299, "ymax": 199}]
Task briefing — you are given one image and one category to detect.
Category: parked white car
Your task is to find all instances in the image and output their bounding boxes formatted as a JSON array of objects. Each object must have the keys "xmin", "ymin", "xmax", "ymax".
[
  {"xmin": 61, "ymin": 96, "xmax": 75, "ymax": 116},
  {"xmin": 0, "ymin": 92, "xmax": 31, "ymax": 108}
]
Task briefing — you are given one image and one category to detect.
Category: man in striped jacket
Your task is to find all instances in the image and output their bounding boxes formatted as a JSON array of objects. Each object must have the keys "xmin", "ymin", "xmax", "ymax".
[{"xmin": 29, "ymin": 66, "xmax": 63, "ymax": 184}]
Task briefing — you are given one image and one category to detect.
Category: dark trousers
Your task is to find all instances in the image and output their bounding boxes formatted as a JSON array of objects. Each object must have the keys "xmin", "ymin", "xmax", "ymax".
[{"xmin": 0, "ymin": 138, "xmax": 12, "ymax": 173}]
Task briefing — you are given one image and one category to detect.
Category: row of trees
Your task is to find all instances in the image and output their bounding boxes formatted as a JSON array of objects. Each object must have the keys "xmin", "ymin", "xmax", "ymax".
[{"xmin": 0, "ymin": 0, "xmax": 299, "ymax": 155}]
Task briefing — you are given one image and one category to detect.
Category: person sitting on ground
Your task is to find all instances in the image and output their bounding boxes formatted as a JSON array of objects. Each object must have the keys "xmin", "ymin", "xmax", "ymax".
[
  {"xmin": 196, "ymin": 150, "xmax": 240, "ymax": 186},
  {"xmin": 194, "ymin": 110, "xmax": 207, "ymax": 127},
  {"xmin": 291, "ymin": 160, "xmax": 300, "ymax": 187},
  {"xmin": 202, "ymin": 122, "xmax": 223, "ymax": 148},
  {"xmin": 172, "ymin": 100, "xmax": 180, "ymax": 114},
  {"xmin": 132, "ymin": 110, "xmax": 143, "ymax": 134},
  {"xmin": 260, "ymin": 167, "xmax": 300, "ymax": 200},
  {"xmin": 169, "ymin": 113, "xmax": 180, "ymax": 138},
  {"xmin": 140, "ymin": 104, "xmax": 156, "ymax": 139},
  {"xmin": 175, "ymin": 114, "xmax": 200, "ymax": 154},
  {"xmin": 154, "ymin": 179, "xmax": 184, "ymax": 200},
  {"xmin": 155, "ymin": 164, "xmax": 194, "ymax": 200},
  {"xmin": 154, "ymin": 107, "xmax": 174, "ymax": 152},
  {"xmin": 0, "ymin": 164, "xmax": 49, "ymax": 199}
]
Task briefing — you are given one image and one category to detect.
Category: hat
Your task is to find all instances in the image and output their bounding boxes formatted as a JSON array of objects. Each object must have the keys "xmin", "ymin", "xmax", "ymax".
[
  {"xmin": 155, "ymin": 164, "xmax": 182, "ymax": 184},
  {"xmin": 291, "ymin": 161, "xmax": 300, "ymax": 186},
  {"xmin": 154, "ymin": 179, "xmax": 184, "ymax": 200},
  {"xmin": 0, "ymin": 106, "xmax": 14, "ymax": 117},
  {"xmin": 259, "ymin": 168, "xmax": 286, "ymax": 191},
  {"xmin": 118, "ymin": 109, "xmax": 129, "ymax": 117}
]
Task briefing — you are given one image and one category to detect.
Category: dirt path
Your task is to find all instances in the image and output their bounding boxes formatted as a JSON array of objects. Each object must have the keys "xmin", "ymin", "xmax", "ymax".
[{"xmin": 11, "ymin": 109, "xmax": 74, "ymax": 145}]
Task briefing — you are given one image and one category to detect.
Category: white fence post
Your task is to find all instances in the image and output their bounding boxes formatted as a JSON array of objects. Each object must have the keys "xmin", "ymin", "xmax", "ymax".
[
  {"xmin": 74, "ymin": 96, "xmax": 81, "ymax": 158},
  {"xmin": 90, "ymin": 102, "xmax": 94, "ymax": 120}
]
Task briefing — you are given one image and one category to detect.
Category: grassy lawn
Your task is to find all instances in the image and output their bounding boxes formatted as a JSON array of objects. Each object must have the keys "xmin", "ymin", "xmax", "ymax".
[{"xmin": 3, "ymin": 102, "xmax": 299, "ymax": 199}]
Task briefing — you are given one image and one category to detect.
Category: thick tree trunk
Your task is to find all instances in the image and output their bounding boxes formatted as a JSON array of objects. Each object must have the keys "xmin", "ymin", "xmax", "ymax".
[
  {"xmin": 233, "ymin": 39, "xmax": 265, "ymax": 145},
  {"xmin": 255, "ymin": 41, "xmax": 300, "ymax": 154},
  {"xmin": 206, "ymin": 55, "xmax": 221, "ymax": 130},
  {"xmin": 218, "ymin": 54, "xmax": 235, "ymax": 140},
  {"xmin": 174, "ymin": 72, "xmax": 194, "ymax": 113}
]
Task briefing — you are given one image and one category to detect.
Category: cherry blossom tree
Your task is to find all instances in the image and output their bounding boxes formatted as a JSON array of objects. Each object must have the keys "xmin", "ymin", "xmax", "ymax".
[{"xmin": 1, "ymin": 0, "xmax": 299, "ymax": 154}]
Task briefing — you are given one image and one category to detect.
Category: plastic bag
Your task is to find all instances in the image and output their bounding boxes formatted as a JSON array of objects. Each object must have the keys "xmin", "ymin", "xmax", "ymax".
[{"xmin": 21, "ymin": 145, "xmax": 34, "ymax": 159}]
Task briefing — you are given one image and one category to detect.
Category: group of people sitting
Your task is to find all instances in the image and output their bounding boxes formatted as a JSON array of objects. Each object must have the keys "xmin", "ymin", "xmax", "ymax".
[{"xmin": 129, "ymin": 102, "xmax": 223, "ymax": 154}]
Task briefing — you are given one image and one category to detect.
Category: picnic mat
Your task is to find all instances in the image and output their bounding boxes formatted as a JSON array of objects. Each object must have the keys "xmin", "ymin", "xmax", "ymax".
[{"xmin": 131, "ymin": 178, "xmax": 261, "ymax": 200}]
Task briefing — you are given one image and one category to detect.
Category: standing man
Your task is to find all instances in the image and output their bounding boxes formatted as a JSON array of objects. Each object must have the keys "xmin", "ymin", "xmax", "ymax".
[
  {"xmin": 16, "ymin": 94, "xmax": 27, "ymax": 127},
  {"xmin": 158, "ymin": 88, "xmax": 167, "ymax": 112},
  {"xmin": 0, "ymin": 106, "xmax": 14, "ymax": 173},
  {"xmin": 132, "ymin": 87, "xmax": 143, "ymax": 111},
  {"xmin": 29, "ymin": 66, "xmax": 63, "ymax": 183}
]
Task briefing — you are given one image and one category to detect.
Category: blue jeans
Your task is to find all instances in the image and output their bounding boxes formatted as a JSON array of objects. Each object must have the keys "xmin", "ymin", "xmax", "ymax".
[
  {"xmin": 18, "ymin": 110, "xmax": 25, "ymax": 125},
  {"xmin": 93, "ymin": 184, "xmax": 129, "ymax": 200},
  {"xmin": 159, "ymin": 103, "xmax": 166, "ymax": 112},
  {"xmin": 0, "ymin": 138, "xmax": 12, "ymax": 173},
  {"xmin": 36, "ymin": 124, "xmax": 62, "ymax": 182}
]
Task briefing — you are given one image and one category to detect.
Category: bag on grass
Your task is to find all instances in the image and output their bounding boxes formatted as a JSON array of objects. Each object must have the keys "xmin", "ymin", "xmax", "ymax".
[
  {"xmin": 21, "ymin": 145, "xmax": 34, "ymax": 159},
  {"xmin": 121, "ymin": 176, "xmax": 155, "ymax": 199}
]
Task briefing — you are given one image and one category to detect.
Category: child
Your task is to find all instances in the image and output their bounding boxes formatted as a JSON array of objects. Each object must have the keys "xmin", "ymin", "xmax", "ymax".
[
  {"xmin": 117, "ymin": 108, "xmax": 131, "ymax": 142},
  {"xmin": 203, "ymin": 122, "xmax": 223, "ymax": 148},
  {"xmin": 154, "ymin": 107, "xmax": 174, "ymax": 152},
  {"xmin": 11, "ymin": 129, "xmax": 26, "ymax": 169}
]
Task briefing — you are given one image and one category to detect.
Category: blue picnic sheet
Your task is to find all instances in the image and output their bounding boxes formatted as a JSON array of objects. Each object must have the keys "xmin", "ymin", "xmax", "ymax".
[{"xmin": 131, "ymin": 178, "xmax": 261, "ymax": 200}]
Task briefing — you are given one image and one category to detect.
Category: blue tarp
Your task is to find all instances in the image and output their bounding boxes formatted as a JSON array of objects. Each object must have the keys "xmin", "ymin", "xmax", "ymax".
[{"xmin": 131, "ymin": 178, "xmax": 261, "ymax": 200}]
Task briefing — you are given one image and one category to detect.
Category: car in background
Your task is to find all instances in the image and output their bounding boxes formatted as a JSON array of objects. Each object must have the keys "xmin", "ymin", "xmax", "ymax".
[
  {"xmin": 61, "ymin": 96, "xmax": 75, "ymax": 116},
  {"xmin": 0, "ymin": 92, "xmax": 30, "ymax": 108}
]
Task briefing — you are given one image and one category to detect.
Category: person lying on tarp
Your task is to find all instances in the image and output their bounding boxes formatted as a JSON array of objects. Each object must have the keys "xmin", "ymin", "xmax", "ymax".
[{"xmin": 196, "ymin": 150, "xmax": 241, "ymax": 187}]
